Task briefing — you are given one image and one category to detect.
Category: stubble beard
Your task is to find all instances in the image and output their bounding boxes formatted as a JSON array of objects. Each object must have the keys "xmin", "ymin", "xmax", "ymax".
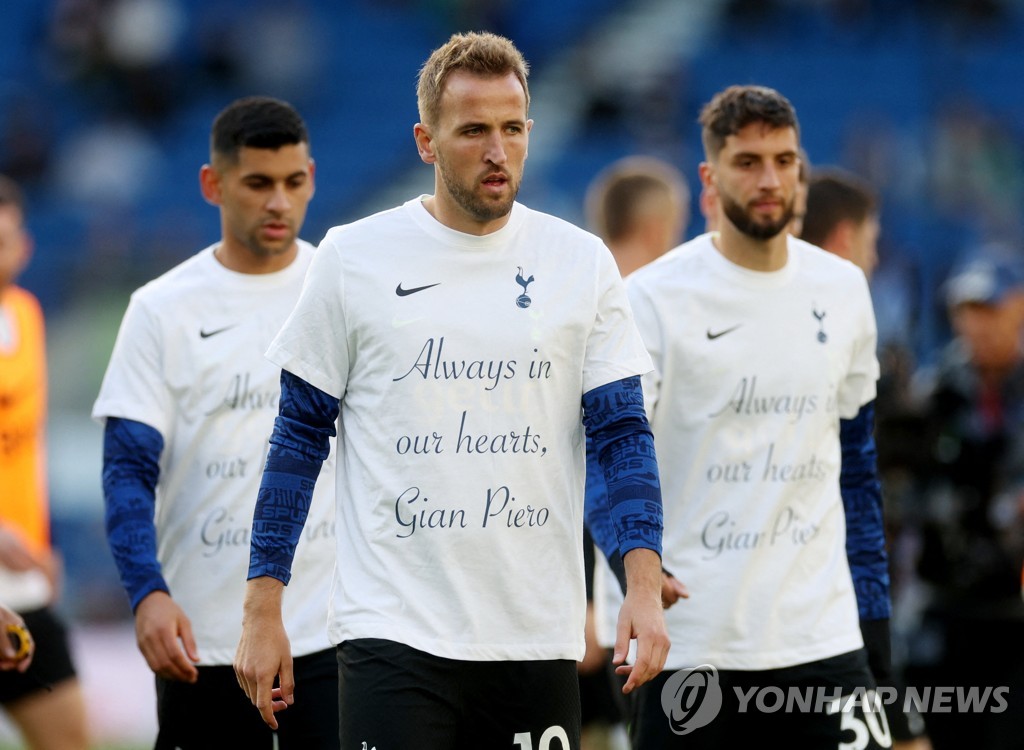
[
  {"xmin": 438, "ymin": 154, "xmax": 520, "ymax": 224},
  {"xmin": 245, "ymin": 224, "xmax": 295, "ymax": 258},
  {"xmin": 720, "ymin": 191, "xmax": 794, "ymax": 241}
]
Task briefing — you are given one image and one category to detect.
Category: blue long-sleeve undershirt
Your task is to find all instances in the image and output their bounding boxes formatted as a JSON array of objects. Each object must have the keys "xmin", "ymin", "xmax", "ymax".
[
  {"xmin": 102, "ymin": 417, "xmax": 167, "ymax": 611},
  {"xmin": 582, "ymin": 376, "xmax": 664, "ymax": 592},
  {"xmin": 840, "ymin": 399, "xmax": 892, "ymax": 621},
  {"xmin": 248, "ymin": 369, "xmax": 338, "ymax": 585}
]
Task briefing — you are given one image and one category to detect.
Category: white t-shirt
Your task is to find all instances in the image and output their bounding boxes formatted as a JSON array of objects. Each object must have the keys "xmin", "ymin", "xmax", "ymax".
[
  {"xmin": 265, "ymin": 197, "xmax": 652, "ymax": 662},
  {"xmin": 597, "ymin": 232, "xmax": 879, "ymax": 671},
  {"xmin": 92, "ymin": 242, "xmax": 337, "ymax": 665}
]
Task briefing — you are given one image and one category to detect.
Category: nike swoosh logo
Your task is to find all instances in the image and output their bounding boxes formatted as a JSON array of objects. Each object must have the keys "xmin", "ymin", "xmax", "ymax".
[
  {"xmin": 199, "ymin": 325, "xmax": 237, "ymax": 339},
  {"xmin": 706, "ymin": 325, "xmax": 741, "ymax": 340},
  {"xmin": 396, "ymin": 282, "xmax": 440, "ymax": 297}
]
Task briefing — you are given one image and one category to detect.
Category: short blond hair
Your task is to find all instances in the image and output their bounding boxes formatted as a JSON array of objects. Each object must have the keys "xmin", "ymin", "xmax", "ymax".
[{"xmin": 416, "ymin": 31, "xmax": 530, "ymax": 127}]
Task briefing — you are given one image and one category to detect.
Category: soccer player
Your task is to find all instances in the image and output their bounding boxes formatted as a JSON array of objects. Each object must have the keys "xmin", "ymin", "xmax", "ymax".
[
  {"xmin": 584, "ymin": 155, "xmax": 691, "ymax": 278},
  {"xmin": 801, "ymin": 166, "xmax": 933, "ymax": 750},
  {"xmin": 234, "ymin": 31, "xmax": 669, "ymax": 749},
  {"xmin": 93, "ymin": 97, "xmax": 339, "ymax": 749},
  {"xmin": 801, "ymin": 167, "xmax": 881, "ymax": 280},
  {"xmin": 601, "ymin": 84, "xmax": 892, "ymax": 748}
]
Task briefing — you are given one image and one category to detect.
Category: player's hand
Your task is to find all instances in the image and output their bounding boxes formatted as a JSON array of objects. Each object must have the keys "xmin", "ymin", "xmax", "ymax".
[
  {"xmin": 661, "ymin": 570, "xmax": 689, "ymax": 609},
  {"xmin": 134, "ymin": 590, "xmax": 200, "ymax": 683},
  {"xmin": 614, "ymin": 548, "xmax": 670, "ymax": 694},
  {"xmin": 0, "ymin": 607, "xmax": 33, "ymax": 672},
  {"xmin": 234, "ymin": 577, "xmax": 292, "ymax": 730}
]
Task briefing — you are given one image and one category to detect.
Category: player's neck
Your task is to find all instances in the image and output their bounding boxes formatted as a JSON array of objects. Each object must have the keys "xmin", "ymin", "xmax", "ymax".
[
  {"xmin": 214, "ymin": 239, "xmax": 297, "ymax": 274},
  {"xmin": 610, "ymin": 238, "xmax": 663, "ymax": 278},
  {"xmin": 421, "ymin": 193, "xmax": 512, "ymax": 237},
  {"xmin": 713, "ymin": 223, "xmax": 788, "ymax": 272}
]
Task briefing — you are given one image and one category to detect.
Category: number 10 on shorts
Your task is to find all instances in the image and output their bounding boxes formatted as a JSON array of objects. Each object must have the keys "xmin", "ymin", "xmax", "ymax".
[{"xmin": 513, "ymin": 726, "xmax": 571, "ymax": 749}]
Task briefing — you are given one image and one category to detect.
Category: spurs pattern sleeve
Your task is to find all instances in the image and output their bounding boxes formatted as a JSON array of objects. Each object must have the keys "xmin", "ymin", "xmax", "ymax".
[
  {"xmin": 248, "ymin": 370, "xmax": 339, "ymax": 584},
  {"xmin": 582, "ymin": 376, "xmax": 663, "ymax": 561},
  {"xmin": 840, "ymin": 400, "xmax": 892, "ymax": 620},
  {"xmin": 102, "ymin": 417, "xmax": 167, "ymax": 611}
]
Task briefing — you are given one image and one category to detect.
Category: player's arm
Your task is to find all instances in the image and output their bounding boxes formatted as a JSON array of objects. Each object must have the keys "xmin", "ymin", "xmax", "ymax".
[
  {"xmin": 583, "ymin": 436, "xmax": 627, "ymax": 589},
  {"xmin": 102, "ymin": 417, "xmax": 167, "ymax": 609},
  {"xmin": 584, "ymin": 383, "xmax": 687, "ymax": 608},
  {"xmin": 102, "ymin": 417, "xmax": 202, "ymax": 682},
  {"xmin": 839, "ymin": 399, "xmax": 893, "ymax": 680},
  {"xmin": 235, "ymin": 368, "xmax": 338, "ymax": 729},
  {"xmin": 582, "ymin": 375, "xmax": 670, "ymax": 693}
]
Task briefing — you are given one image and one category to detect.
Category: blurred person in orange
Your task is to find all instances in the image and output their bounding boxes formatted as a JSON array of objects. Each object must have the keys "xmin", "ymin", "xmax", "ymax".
[{"xmin": 0, "ymin": 174, "xmax": 89, "ymax": 749}]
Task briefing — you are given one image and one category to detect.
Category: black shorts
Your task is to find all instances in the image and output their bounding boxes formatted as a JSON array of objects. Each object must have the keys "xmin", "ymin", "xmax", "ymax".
[
  {"xmin": 631, "ymin": 648, "xmax": 892, "ymax": 749},
  {"xmin": 339, "ymin": 638, "xmax": 582, "ymax": 750},
  {"xmin": 0, "ymin": 606, "xmax": 78, "ymax": 704},
  {"xmin": 155, "ymin": 647, "xmax": 339, "ymax": 750}
]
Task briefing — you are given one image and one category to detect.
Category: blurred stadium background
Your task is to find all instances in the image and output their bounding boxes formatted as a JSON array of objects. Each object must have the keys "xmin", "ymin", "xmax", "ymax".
[{"xmin": 2, "ymin": 0, "xmax": 1022, "ymax": 745}]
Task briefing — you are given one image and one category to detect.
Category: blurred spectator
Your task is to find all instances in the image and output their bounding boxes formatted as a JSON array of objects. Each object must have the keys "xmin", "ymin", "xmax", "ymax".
[
  {"xmin": 44, "ymin": 0, "xmax": 107, "ymax": 82},
  {"xmin": 208, "ymin": 0, "xmax": 324, "ymax": 105},
  {"xmin": 930, "ymin": 97, "xmax": 1024, "ymax": 243},
  {"xmin": 0, "ymin": 92, "xmax": 55, "ymax": 187},
  {"xmin": 54, "ymin": 115, "xmax": 163, "ymax": 207},
  {"xmin": 98, "ymin": 0, "xmax": 188, "ymax": 121},
  {"xmin": 840, "ymin": 109, "xmax": 925, "ymax": 217},
  {"xmin": 46, "ymin": 0, "xmax": 188, "ymax": 121},
  {"xmin": 900, "ymin": 247, "xmax": 1024, "ymax": 750},
  {"xmin": 193, "ymin": 0, "xmax": 248, "ymax": 88}
]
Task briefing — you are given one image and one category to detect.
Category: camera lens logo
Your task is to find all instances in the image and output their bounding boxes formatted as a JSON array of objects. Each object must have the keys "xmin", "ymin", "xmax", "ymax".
[{"xmin": 661, "ymin": 664, "xmax": 723, "ymax": 735}]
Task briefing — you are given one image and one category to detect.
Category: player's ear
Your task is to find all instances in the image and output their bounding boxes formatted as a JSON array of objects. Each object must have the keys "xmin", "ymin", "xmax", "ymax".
[
  {"xmin": 414, "ymin": 123, "xmax": 437, "ymax": 165},
  {"xmin": 199, "ymin": 164, "xmax": 222, "ymax": 206},
  {"xmin": 698, "ymin": 161, "xmax": 715, "ymax": 189}
]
